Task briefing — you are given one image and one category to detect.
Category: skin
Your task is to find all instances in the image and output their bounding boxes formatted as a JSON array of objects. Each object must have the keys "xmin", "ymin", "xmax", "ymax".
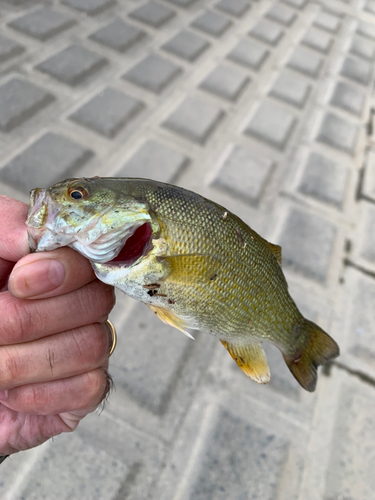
[{"xmin": 0, "ymin": 196, "xmax": 116, "ymax": 456}]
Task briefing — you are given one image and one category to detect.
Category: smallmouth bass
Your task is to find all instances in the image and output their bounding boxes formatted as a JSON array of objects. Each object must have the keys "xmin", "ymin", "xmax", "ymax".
[{"xmin": 26, "ymin": 177, "xmax": 339, "ymax": 391}]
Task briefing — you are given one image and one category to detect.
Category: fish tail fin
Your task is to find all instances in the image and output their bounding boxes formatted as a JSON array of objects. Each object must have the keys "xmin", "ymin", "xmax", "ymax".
[{"xmin": 283, "ymin": 319, "xmax": 339, "ymax": 392}]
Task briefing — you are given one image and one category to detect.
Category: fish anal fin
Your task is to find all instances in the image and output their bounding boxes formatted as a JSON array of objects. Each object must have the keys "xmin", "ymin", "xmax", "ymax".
[
  {"xmin": 267, "ymin": 242, "xmax": 282, "ymax": 267},
  {"xmin": 220, "ymin": 340, "xmax": 270, "ymax": 384},
  {"xmin": 148, "ymin": 304, "xmax": 194, "ymax": 339}
]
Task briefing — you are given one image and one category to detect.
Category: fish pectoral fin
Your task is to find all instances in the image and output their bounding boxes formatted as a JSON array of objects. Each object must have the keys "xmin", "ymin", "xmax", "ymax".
[
  {"xmin": 160, "ymin": 254, "xmax": 221, "ymax": 284},
  {"xmin": 220, "ymin": 340, "xmax": 270, "ymax": 384},
  {"xmin": 148, "ymin": 304, "xmax": 195, "ymax": 339}
]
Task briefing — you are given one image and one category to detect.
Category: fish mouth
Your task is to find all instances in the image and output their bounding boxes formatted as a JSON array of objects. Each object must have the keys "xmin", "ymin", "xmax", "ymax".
[{"xmin": 104, "ymin": 222, "xmax": 153, "ymax": 267}]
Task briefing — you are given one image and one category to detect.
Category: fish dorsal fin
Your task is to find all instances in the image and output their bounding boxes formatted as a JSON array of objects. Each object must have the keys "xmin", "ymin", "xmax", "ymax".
[
  {"xmin": 267, "ymin": 242, "xmax": 282, "ymax": 267},
  {"xmin": 148, "ymin": 304, "xmax": 195, "ymax": 339},
  {"xmin": 220, "ymin": 340, "xmax": 270, "ymax": 384}
]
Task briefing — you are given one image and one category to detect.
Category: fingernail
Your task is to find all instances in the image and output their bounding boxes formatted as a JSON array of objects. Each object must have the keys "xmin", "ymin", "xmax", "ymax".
[
  {"xmin": 9, "ymin": 259, "xmax": 65, "ymax": 298},
  {"xmin": 0, "ymin": 390, "xmax": 8, "ymax": 401}
]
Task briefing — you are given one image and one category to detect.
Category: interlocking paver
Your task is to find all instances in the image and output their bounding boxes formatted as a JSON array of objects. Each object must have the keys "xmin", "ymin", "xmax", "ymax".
[
  {"xmin": 287, "ymin": 46, "xmax": 323, "ymax": 78},
  {"xmin": 61, "ymin": 0, "xmax": 115, "ymax": 15},
  {"xmin": 210, "ymin": 144, "xmax": 274, "ymax": 205},
  {"xmin": 0, "ymin": 34, "xmax": 24, "ymax": 62},
  {"xmin": 0, "ymin": 132, "xmax": 92, "ymax": 191},
  {"xmin": 162, "ymin": 30, "xmax": 210, "ymax": 61},
  {"xmin": 329, "ymin": 81, "xmax": 366, "ymax": 116},
  {"xmin": 0, "ymin": 78, "xmax": 54, "ymax": 132},
  {"xmin": 129, "ymin": 1, "xmax": 175, "ymax": 28},
  {"xmin": 301, "ymin": 27, "xmax": 333, "ymax": 54},
  {"xmin": 118, "ymin": 139, "xmax": 189, "ymax": 182},
  {"xmin": 123, "ymin": 54, "xmax": 181, "ymax": 94},
  {"xmin": 297, "ymin": 152, "xmax": 348, "ymax": 208},
  {"xmin": 70, "ymin": 87, "xmax": 144, "ymax": 138},
  {"xmin": 89, "ymin": 18, "xmax": 145, "ymax": 53},
  {"xmin": 227, "ymin": 39, "xmax": 269, "ymax": 71},
  {"xmin": 356, "ymin": 20, "xmax": 375, "ymax": 41},
  {"xmin": 278, "ymin": 206, "xmax": 336, "ymax": 282},
  {"xmin": 316, "ymin": 112, "xmax": 358, "ymax": 155},
  {"xmin": 191, "ymin": 11, "xmax": 232, "ymax": 37},
  {"xmin": 8, "ymin": 7, "xmax": 75, "ymax": 40},
  {"xmin": 269, "ymin": 71, "xmax": 310, "ymax": 108},
  {"xmin": 36, "ymin": 45, "xmax": 108, "ymax": 86},
  {"xmin": 164, "ymin": 0, "xmax": 196, "ymax": 6},
  {"xmin": 162, "ymin": 95, "xmax": 224, "ymax": 144},
  {"xmin": 249, "ymin": 19, "xmax": 284, "ymax": 46},
  {"xmin": 313, "ymin": 10, "xmax": 341, "ymax": 33},
  {"xmin": 215, "ymin": 0, "xmax": 250, "ymax": 18},
  {"xmin": 349, "ymin": 36, "xmax": 375, "ymax": 61},
  {"xmin": 244, "ymin": 100, "xmax": 296, "ymax": 150},
  {"xmin": 265, "ymin": 4, "xmax": 297, "ymax": 27},
  {"xmin": 340, "ymin": 56, "xmax": 372, "ymax": 86},
  {"xmin": 199, "ymin": 64, "xmax": 249, "ymax": 101}
]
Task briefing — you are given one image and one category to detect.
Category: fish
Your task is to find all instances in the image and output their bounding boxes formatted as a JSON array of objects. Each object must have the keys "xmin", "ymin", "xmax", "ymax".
[{"xmin": 26, "ymin": 177, "xmax": 339, "ymax": 392}]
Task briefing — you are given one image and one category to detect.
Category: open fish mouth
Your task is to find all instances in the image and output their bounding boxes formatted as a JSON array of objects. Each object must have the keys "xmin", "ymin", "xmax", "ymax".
[{"xmin": 103, "ymin": 222, "xmax": 153, "ymax": 267}]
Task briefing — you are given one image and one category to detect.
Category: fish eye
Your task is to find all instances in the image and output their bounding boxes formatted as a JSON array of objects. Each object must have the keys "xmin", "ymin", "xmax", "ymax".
[{"xmin": 68, "ymin": 186, "xmax": 88, "ymax": 200}]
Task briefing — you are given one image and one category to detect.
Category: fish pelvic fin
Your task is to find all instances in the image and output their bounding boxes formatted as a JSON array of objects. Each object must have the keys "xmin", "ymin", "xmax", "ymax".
[
  {"xmin": 220, "ymin": 340, "xmax": 270, "ymax": 384},
  {"xmin": 283, "ymin": 319, "xmax": 339, "ymax": 392},
  {"xmin": 148, "ymin": 304, "xmax": 195, "ymax": 339}
]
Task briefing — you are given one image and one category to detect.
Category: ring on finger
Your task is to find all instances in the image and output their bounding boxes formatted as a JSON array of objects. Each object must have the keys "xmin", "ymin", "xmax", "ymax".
[{"xmin": 106, "ymin": 320, "xmax": 117, "ymax": 357}]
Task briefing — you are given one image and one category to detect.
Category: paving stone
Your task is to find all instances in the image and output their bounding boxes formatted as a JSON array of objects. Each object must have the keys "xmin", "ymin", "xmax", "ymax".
[
  {"xmin": 244, "ymin": 100, "xmax": 296, "ymax": 150},
  {"xmin": 227, "ymin": 39, "xmax": 269, "ymax": 71},
  {"xmin": 0, "ymin": 34, "xmax": 24, "ymax": 62},
  {"xmin": 0, "ymin": 132, "xmax": 92, "ymax": 191},
  {"xmin": 123, "ymin": 53, "xmax": 181, "ymax": 94},
  {"xmin": 356, "ymin": 20, "xmax": 375, "ymax": 41},
  {"xmin": 210, "ymin": 144, "xmax": 274, "ymax": 205},
  {"xmin": 313, "ymin": 10, "xmax": 341, "ymax": 33},
  {"xmin": 269, "ymin": 71, "xmax": 310, "ymax": 108},
  {"xmin": 297, "ymin": 152, "xmax": 348, "ymax": 208},
  {"xmin": 162, "ymin": 30, "xmax": 210, "ymax": 62},
  {"xmin": 340, "ymin": 56, "xmax": 372, "ymax": 86},
  {"xmin": 287, "ymin": 46, "xmax": 323, "ymax": 78},
  {"xmin": 215, "ymin": 0, "xmax": 250, "ymax": 18},
  {"xmin": 349, "ymin": 36, "xmax": 375, "ymax": 61},
  {"xmin": 278, "ymin": 207, "xmax": 336, "ymax": 282},
  {"xmin": 362, "ymin": 149, "xmax": 375, "ymax": 201},
  {"xmin": 36, "ymin": 45, "xmax": 108, "ymax": 86},
  {"xmin": 329, "ymin": 81, "xmax": 366, "ymax": 116},
  {"xmin": 129, "ymin": 1, "xmax": 175, "ymax": 28},
  {"xmin": 164, "ymin": 0, "xmax": 196, "ymax": 6},
  {"xmin": 301, "ymin": 27, "xmax": 333, "ymax": 54},
  {"xmin": 265, "ymin": 4, "xmax": 297, "ymax": 26},
  {"xmin": 89, "ymin": 18, "xmax": 145, "ymax": 53},
  {"xmin": 0, "ymin": 78, "xmax": 54, "ymax": 132},
  {"xmin": 316, "ymin": 112, "xmax": 358, "ymax": 155},
  {"xmin": 188, "ymin": 408, "xmax": 289, "ymax": 500},
  {"xmin": 281, "ymin": 0, "xmax": 307, "ymax": 8},
  {"xmin": 249, "ymin": 19, "xmax": 284, "ymax": 46},
  {"xmin": 364, "ymin": 0, "xmax": 375, "ymax": 14},
  {"xmin": 191, "ymin": 11, "xmax": 232, "ymax": 37},
  {"xmin": 112, "ymin": 302, "xmax": 191, "ymax": 413},
  {"xmin": 70, "ymin": 87, "xmax": 144, "ymax": 138},
  {"xmin": 118, "ymin": 139, "xmax": 189, "ymax": 182},
  {"xmin": 8, "ymin": 7, "xmax": 75, "ymax": 40},
  {"xmin": 199, "ymin": 64, "xmax": 249, "ymax": 101},
  {"xmin": 325, "ymin": 378, "xmax": 375, "ymax": 499},
  {"xmin": 356, "ymin": 203, "xmax": 375, "ymax": 265},
  {"xmin": 61, "ymin": 0, "xmax": 115, "ymax": 15},
  {"xmin": 162, "ymin": 95, "xmax": 224, "ymax": 144}
]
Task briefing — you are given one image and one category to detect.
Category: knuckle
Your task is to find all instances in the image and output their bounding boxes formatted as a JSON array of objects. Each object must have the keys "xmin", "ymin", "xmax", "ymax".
[
  {"xmin": 84, "ymin": 369, "xmax": 108, "ymax": 407},
  {"xmin": 0, "ymin": 347, "xmax": 21, "ymax": 388},
  {"xmin": 74, "ymin": 324, "xmax": 110, "ymax": 364}
]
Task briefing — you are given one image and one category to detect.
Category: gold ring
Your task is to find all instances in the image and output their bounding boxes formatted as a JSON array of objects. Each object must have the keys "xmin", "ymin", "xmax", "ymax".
[{"xmin": 106, "ymin": 320, "xmax": 117, "ymax": 357}]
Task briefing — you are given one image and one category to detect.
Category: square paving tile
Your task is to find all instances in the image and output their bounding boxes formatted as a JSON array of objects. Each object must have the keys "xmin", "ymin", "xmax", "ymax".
[
  {"xmin": 199, "ymin": 64, "xmax": 249, "ymax": 101},
  {"xmin": 364, "ymin": 0, "xmax": 375, "ymax": 14},
  {"xmin": 89, "ymin": 18, "xmax": 145, "ymax": 52},
  {"xmin": 8, "ymin": 7, "xmax": 75, "ymax": 40},
  {"xmin": 61, "ymin": 0, "xmax": 115, "ymax": 15},
  {"xmin": 227, "ymin": 39, "xmax": 269, "ymax": 71},
  {"xmin": 340, "ymin": 56, "xmax": 372, "ymax": 86},
  {"xmin": 313, "ymin": 10, "xmax": 341, "ymax": 33},
  {"xmin": 0, "ymin": 78, "xmax": 54, "ymax": 132},
  {"xmin": 357, "ymin": 21, "xmax": 375, "ymax": 40},
  {"xmin": 162, "ymin": 96, "xmax": 224, "ymax": 144},
  {"xmin": 36, "ymin": 45, "xmax": 108, "ymax": 86},
  {"xmin": 329, "ymin": 81, "xmax": 365, "ymax": 116},
  {"xmin": 191, "ymin": 11, "xmax": 232, "ymax": 37},
  {"xmin": 70, "ymin": 87, "xmax": 144, "ymax": 138},
  {"xmin": 287, "ymin": 46, "xmax": 323, "ymax": 78},
  {"xmin": 129, "ymin": 1, "xmax": 175, "ymax": 28},
  {"xmin": 0, "ymin": 132, "xmax": 92, "ymax": 191},
  {"xmin": 265, "ymin": 4, "xmax": 297, "ymax": 26},
  {"xmin": 0, "ymin": 34, "xmax": 24, "ymax": 62},
  {"xmin": 164, "ymin": 0, "xmax": 197, "ymax": 6},
  {"xmin": 162, "ymin": 30, "xmax": 210, "ymax": 61},
  {"xmin": 301, "ymin": 27, "xmax": 333, "ymax": 54},
  {"xmin": 249, "ymin": 19, "xmax": 284, "ymax": 46},
  {"xmin": 316, "ymin": 112, "xmax": 358, "ymax": 155},
  {"xmin": 281, "ymin": 0, "xmax": 307, "ymax": 8},
  {"xmin": 215, "ymin": 0, "xmax": 250, "ymax": 17},
  {"xmin": 244, "ymin": 100, "xmax": 296, "ymax": 150},
  {"xmin": 269, "ymin": 71, "xmax": 310, "ymax": 108},
  {"xmin": 349, "ymin": 36, "xmax": 375, "ymax": 61},
  {"xmin": 123, "ymin": 54, "xmax": 181, "ymax": 94}
]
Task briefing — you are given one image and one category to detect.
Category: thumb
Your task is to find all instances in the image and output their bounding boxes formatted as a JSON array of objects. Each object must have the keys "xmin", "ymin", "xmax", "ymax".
[{"xmin": 0, "ymin": 196, "xmax": 29, "ymax": 262}]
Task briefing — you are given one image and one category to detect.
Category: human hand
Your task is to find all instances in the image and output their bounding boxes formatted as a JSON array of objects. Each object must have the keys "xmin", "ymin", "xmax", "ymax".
[{"xmin": 0, "ymin": 196, "xmax": 116, "ymax": 456}]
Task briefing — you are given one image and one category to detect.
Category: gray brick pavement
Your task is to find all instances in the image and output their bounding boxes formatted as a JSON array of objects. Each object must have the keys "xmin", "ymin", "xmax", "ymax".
[{"xmin": 1, "ymin": 0, "xmax": 375, "ymax": 499}]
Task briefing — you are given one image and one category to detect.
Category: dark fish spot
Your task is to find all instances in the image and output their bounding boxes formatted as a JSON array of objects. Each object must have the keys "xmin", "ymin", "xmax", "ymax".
[
  {"xmin": 143, "ymin": 283, "xmax": 161, "ymax": 289},
  {"xmin": 155, "ymin": 293, "xmax": 167, "ymax": 298},
  {"xmin": 168, "ymin": 299, "xmax": 175, "ymax": 305},
  {"xmin": 147, "ymin": 290, "xmax": 156, "ymax": 297},
  {"xmin": 210, "ymin": 273, "xmax": 217, "ymax": 281},
  {"xmin": 235, "ymin": 227, "xmax": 244, "ymax": 246}
]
